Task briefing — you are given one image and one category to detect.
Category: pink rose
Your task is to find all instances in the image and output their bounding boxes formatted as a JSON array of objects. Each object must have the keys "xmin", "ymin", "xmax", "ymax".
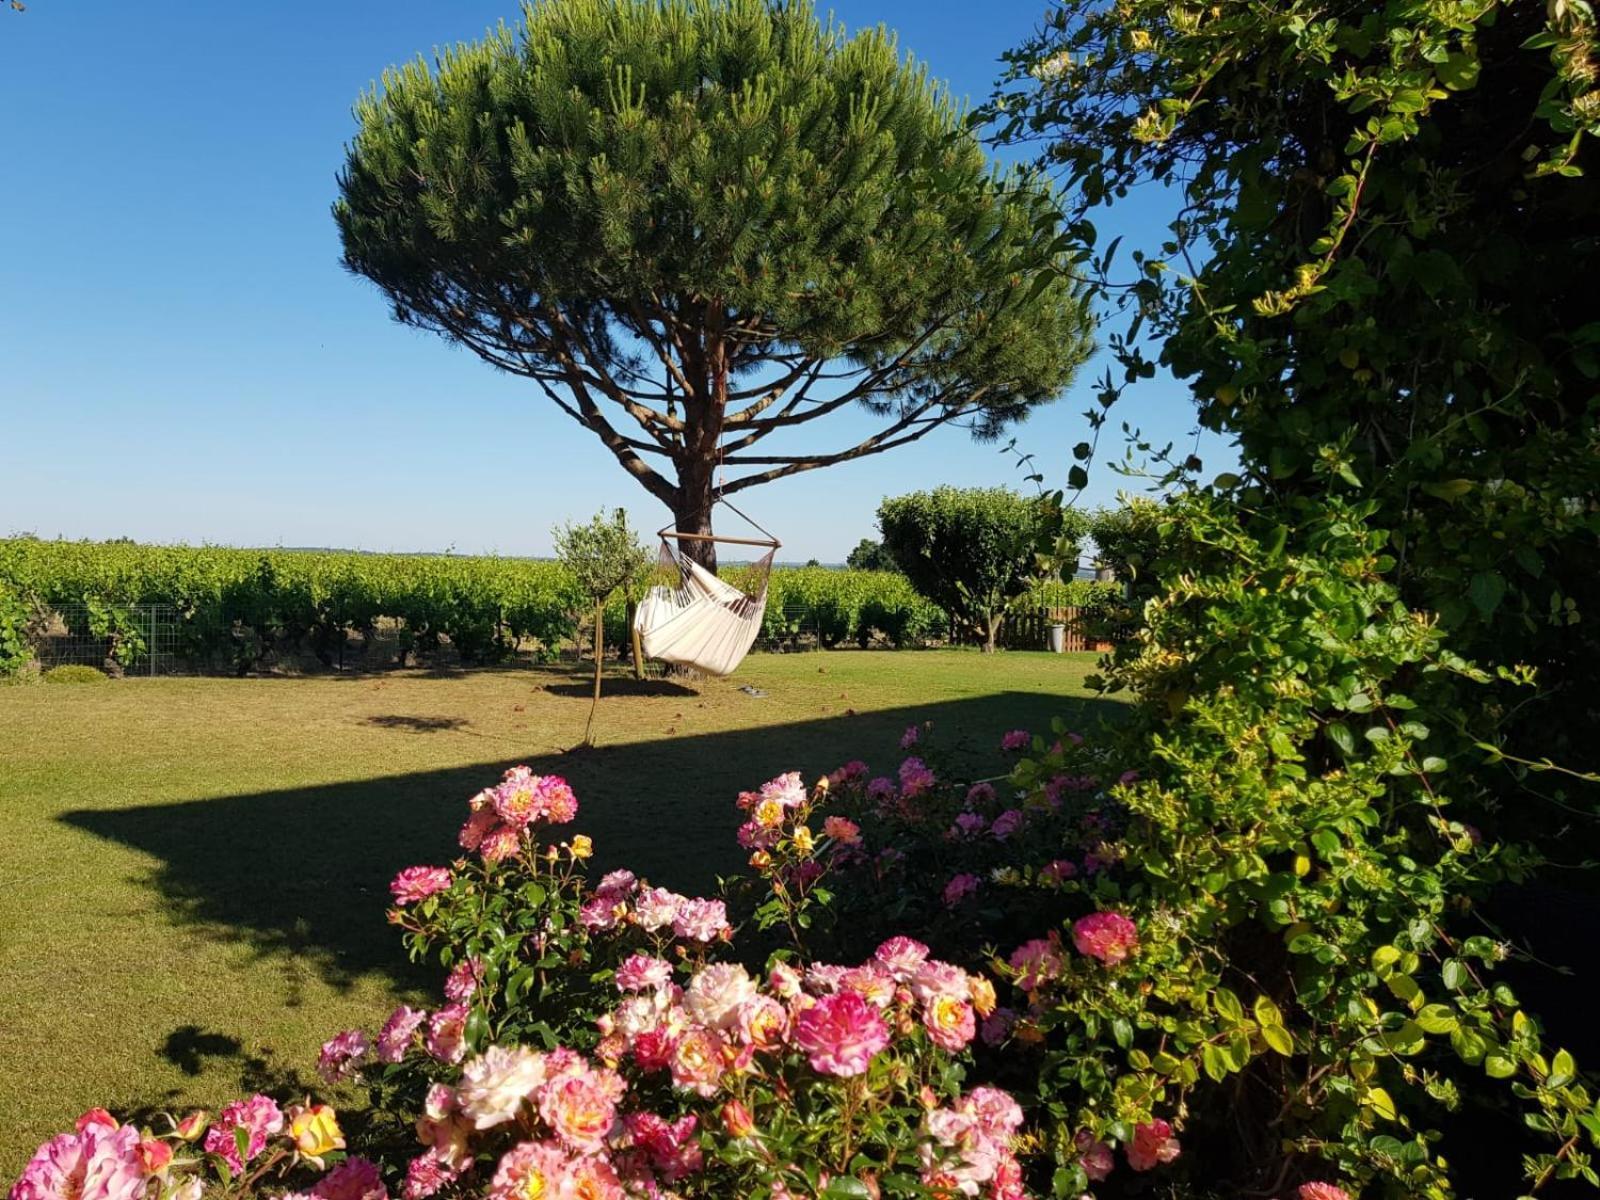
[
  {"xmin": 672, "ymin": 897, "xmax": 729, "ymax": 943},
  {"xmin": 1008, "ymin": 936, "xmax": 1066, "ymax": 992},
  {"xmin": 898, "ymin": 757, "xmax": 936, "ymax": 797},
  {"xmin": 444, "ymin": 957, "xmax": 482, "ymax": 1003},
  {"xmin": 942, "ymin": 873, "xmax": 981, "ymax": 908},
  {"xmin": 313, "ymin": 1157, "xmax": 387, "ymax": 1200},
  {"xmin": 1071, "ymin": 912, "xmax": 1140, "ymax": 965},
  {"xmin": 317, "ymin": 1030, "xmax": 371, "ymax": 1084},
  {"xmin": 204, "ymin": 1095, "xmax": 284, "ymax": 1173},
  {"xmin": 389, "ymin": 866, "xmax": 453, "ymax": 905},
  {"xmin": 401, "ymin": 1154, "xmax": 457, "ymax": 1200},
  {"xmin": 874, "ymin": 936, "xmax": 930, "ymax": 981},
  {"xmin": 823, "ymin": 815, "xmax": 862, "ymax": 845},
  {"xmin": 615, "ymin": 953, "xmax": 674, "ymax": 992},
  {"xmin": 1074, "ymin": 1131, "xmax": 1114, "ymax": 1181},
  {"xmin": 1126, "ymin": 1119, "xmax": 1180, "ymax": 1171},
  {"xmin": 426, "ymin": 1004, "xmax": 469, "ymax": 1064},
  {"xmin": 792, "ymin": 991, "xmax": 890, "ymax": 1077},
  {"xmin": 377, "ymin": 1005, "xmax": 428, "ymax": 1063},
  {"xmin": 989, "ymin": 809, "xmax": 1025, "ymax": 841}
]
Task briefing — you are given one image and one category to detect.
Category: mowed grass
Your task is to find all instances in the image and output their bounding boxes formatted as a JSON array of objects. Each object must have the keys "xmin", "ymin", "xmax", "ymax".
[{"xmin": 0, "ymin": 650, "xmax": 1119, "ymax": 1175}]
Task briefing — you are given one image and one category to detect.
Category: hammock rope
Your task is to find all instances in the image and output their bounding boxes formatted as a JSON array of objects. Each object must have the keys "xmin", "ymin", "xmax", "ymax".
[{"xmin": 633, "ymin": 497, "xmax": 779, "ymax": 677}]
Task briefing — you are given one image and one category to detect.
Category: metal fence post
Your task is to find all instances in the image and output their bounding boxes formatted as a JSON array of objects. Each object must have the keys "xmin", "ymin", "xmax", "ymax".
[{"xmin": 148, "ymin": 605, "xmax": 157, "ymax": 677}]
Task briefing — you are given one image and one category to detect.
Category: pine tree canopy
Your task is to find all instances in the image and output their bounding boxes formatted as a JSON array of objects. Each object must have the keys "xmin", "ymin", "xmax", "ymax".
[{"xmin": 335, "ymin": 0, "xmax": 1093, "ymax": 566}]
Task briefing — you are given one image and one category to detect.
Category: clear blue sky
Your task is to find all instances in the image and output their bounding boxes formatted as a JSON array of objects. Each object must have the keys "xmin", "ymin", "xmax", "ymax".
[{"xmin": 0, "ymin": 0, "xmax": 1226, "ymax": 559}]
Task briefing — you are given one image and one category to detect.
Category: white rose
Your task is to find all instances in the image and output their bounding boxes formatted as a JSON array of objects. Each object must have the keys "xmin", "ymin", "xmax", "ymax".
[
  {"xmin": 684, "ymin": 963, "xmax": 756, "ymax": 1031},
  {"xmin": 457, "ymin": 1045, "xmax": 546, "ymax": 1129}
]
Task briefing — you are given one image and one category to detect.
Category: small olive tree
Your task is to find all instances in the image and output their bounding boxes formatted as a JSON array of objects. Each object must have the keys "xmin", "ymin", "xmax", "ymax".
[
  {"xmin": 878, "ymin": 487, "xmax": 1086, "ymax": 652},
  {"xmin": 553, "ymin": 508, "xmax": 651, "ymax": 745}
]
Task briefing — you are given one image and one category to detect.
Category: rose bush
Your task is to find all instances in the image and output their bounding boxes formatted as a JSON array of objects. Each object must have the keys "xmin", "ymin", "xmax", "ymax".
[
  {"xmin": 311, "ymin": 769, "xmax": 1037, "ymax": 1200},
  {"xmin": 10, "ymin": 1099, "xmax": 356, "ymax": 1200}
]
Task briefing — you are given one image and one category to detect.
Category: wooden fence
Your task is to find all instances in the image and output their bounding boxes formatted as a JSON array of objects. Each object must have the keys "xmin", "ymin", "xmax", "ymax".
[{"xmin": 950, "ymin": 606, "xmax": 1116, "ymax": 653}]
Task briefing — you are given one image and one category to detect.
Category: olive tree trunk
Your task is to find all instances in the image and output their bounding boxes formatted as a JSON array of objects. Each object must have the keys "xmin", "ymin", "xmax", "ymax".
[
  {"xmin": 627, "ymin": 599, "xmax": 644, "ymax": 680},
  {"xmin": 582, "ymin": 600, "xmax": 604, "ymax": 746},
  {"xmin": 983, "ymin": 611, "xmax": 1004, "ymax": 654}
]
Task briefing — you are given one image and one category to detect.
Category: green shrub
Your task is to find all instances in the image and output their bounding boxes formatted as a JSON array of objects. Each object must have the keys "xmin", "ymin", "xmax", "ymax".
[{"xmin": 42, "ymin": 665, "xmax": 108, "ymax": 685}]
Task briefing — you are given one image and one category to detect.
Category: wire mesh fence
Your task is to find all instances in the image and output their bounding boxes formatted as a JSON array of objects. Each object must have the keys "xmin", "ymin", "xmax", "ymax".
[
  {"xmin": 752, "ymin": 603, "xmax": 828, "ymax": 653},
  {"xmin": 20, "ymin": 598, "xmax": 1109, "ymax": 678},
  {"xmin": 30, "ymin": 604, "xmax": 183, "ymax": 677}
]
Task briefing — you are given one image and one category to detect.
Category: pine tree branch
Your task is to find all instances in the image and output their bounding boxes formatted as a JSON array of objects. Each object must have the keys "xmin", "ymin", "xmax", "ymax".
[
  {"xmin": 722, "ymin": 358, "xmax": 822, "ymax": 426},
  {"xmin": 717, "ymin": 409, "xmax": 951, "ymax": 492},
  {"xmin": 533, "ymin": 367, "xmax": 679, "ymax": 507},
  {"xmin": 623, "ymin": 298, "xmax": 701, "ymax": 402},
  {"xmin": 544, "ymin": 307, "xmax": 685, "ymax": 451}
]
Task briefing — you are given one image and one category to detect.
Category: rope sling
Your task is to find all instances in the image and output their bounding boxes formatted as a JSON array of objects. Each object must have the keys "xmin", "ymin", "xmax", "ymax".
[{"xmin": 633, "ymin": 498, "xmax": 778, "ymax": 677}]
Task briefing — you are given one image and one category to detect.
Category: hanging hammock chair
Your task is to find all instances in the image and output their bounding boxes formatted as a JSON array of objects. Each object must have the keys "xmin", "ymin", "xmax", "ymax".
[{"xmin": 633, "ymin": 499, "xmax": 779, "ymax": 677}]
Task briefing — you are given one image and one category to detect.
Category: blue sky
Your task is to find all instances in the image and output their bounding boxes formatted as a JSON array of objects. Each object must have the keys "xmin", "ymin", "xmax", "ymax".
[{"xmin": 0, "ymin": 0, "xmax": 1226, "ymax": 559}]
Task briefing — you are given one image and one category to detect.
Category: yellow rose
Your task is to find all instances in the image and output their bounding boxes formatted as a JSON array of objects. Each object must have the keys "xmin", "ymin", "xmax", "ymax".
[
  {"xmin": 754, "ymin": 797, "xmax": 786, "ymax": 829},
  {"xmin": 968, "ymin": 975, "xmax": 998, "ymax": 1019},
  {"xmin": 570, "ymin": 834, "xmax": 594, "ymax": 860},
  {"xmin": 289, "ymin": 1104, "xmax": 345, "ymax": 1160},
  {"xmin": 792, "ymin": 826, "xmax": 815, "ymax": 854}
]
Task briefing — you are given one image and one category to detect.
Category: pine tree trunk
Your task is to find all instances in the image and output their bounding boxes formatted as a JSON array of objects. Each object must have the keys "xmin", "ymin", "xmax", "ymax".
[{"xmin": 673, "ymin": 476, "xmax": 718, "ymax": 575}]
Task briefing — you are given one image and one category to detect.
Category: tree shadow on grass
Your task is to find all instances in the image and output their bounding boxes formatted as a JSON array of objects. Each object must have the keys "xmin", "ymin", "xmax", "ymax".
[
  {"xmin": 542, "ymin": 678, "xmax": 701, "ymax": 699},
  {"xmin": 160, "ymin": 1025, "xmax": 245, "ymax": 1077},
  {"xmin": 58, "ymin": 692, "xmax": 1124, "ymax": 997},
  {"xmin": 106, "ymin": 1026, "xmax": 322, "ymax": 1134},
  {"xmin": 363, "ymin": 715, "xmax": 472, "ymax": 733}
]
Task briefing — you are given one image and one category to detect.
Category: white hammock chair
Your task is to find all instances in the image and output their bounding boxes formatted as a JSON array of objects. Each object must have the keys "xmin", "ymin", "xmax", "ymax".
[{"xmin": 634, "ymin": 500, "xmax": 779, "ymax": 677}]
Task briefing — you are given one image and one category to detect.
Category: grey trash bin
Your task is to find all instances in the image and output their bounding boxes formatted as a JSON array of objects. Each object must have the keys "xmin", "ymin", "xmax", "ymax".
[{"xmin": 1048, "ymin": 623, "xmax": 1066, "ymax": 653}]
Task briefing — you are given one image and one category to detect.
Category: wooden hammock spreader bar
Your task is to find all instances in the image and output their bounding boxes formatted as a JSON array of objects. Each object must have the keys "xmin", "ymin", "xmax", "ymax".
[{"xmin": 655, "ymin": 530, "xmax": 779, "ymax": 548}]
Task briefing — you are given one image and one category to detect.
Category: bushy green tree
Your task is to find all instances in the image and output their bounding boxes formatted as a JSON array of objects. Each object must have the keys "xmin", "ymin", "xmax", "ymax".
[
  {"xmin": 877, "ymin": 486, "xmax": 1086, "ymax": 652},
  {"xmin": 553, "ymin": 508, "xmax": 650, "ymax": 744},
  {"xmin": 335, "ymin": 0, "xmax": 1093, "ymax": 571},
  {"xmin": 844, "ymin": 538, "xmax": 895, "ymax": 573},
  {"xmin": 1052, "ymin": 492, "xmax": 1596, "ymax": 1198}
]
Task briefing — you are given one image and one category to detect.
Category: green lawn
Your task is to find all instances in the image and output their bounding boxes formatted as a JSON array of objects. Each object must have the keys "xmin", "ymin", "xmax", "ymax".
[{"xmin": 0, "ymin": 650, "xmax": 1119, "ymax": 1176}]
